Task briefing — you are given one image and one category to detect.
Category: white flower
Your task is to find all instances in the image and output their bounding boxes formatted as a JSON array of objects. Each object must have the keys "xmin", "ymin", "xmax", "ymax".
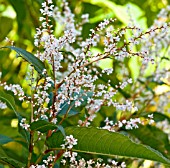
[
  {"xmin": 111, "ymin": 160, "xmax": 118, "ymax": 165},
  {"xmin": 29, "ymin": 165, "xmax": 36, "ymax": 168},
  {"xmin": 62, "ymin": 135, "xmax": 78, "ymax": 150},
  {"xmin": 148, "ymin": 114, "xmax": 153, "ymax": 118},
  {"xmin": 20, "ymin": 123, "xmax": 30, "ymax": 130},
  {"xmin": 75, "ymin": 100, "xmax": 81, "ymax": 107},
  {"xmin": 61, "ymin": 159, "xmax": 66, "ymax": 165},
  {"xmin": 64, "ymin": 151, "xmax": 71, "ymax": 158},
  {"xmin": 48, "ymin": 0, "xmax": 53, "ymax": 4},
  {"xmin": 121, "ymin": 162, "xmax": 126, "ymax": 168},
  {"xmin": 0, "ymin": 101, "xmax": 7, "ymax": 109},
  {"xmin": 51, "ymin": 118, "xmax": 57, "ymax": 124}
]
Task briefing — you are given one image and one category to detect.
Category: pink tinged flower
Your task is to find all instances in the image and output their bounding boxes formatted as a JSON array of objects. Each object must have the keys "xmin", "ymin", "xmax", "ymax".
[
  {"xmin": 75, "ymin": 100, "xmax": 81, "ymax": 107},
  {"xmin": 20, "ymin": 123, "xmax": 30, "ymax": 130},
  {"xmin": 65, "ymin": 135, "xmax": 78, "ymax": 147},
  {"xmin": 104, "ymin": 117, "xmax": 109, "ymax": 123},
  {"xmin": 70, "ymin": 156, "xmax": 76, "ymax": 163},
  {"xmin": 79, "ymin": 158, "xmax": 86, "ymax": 167},
  {"xmin": 95, "ymin": 162, "xmax": 101, "ymax": 168},
  {"xmin": 47, "ymin": 155, "xmax": 54, "ymax": 162},
  {"xmin": 127, "ymin": 78, "xmax": 133, "ymax": 83},
  {"xmin": 85, "ymin": 122, "xmax": 91, "ymax": 127},
  {"xmin": 122, "ymin": 120, "xmax": 127, "ymax": 124}
]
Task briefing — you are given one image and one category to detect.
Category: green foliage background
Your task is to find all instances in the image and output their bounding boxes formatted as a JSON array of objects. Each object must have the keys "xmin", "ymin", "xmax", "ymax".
[{"xmin": 0, "ymin": 0, "xmax": 170, "ymax": 167}]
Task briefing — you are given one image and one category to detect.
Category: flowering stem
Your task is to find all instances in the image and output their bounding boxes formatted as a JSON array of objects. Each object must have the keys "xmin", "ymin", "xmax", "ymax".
[
  {"xmin": 51, "ymin": 150, "xmax": 65, "ymax": 167},
  {"xmin": 35, "ymin": 152, "xmax": 46, "ymax": 165},
  {"xmin": 59, "ymin": 103, "xmax": 74, "ymax": 125},
  {"xmin": 27, "ymin": 131, "xmax": 34, "ymax": 167}
]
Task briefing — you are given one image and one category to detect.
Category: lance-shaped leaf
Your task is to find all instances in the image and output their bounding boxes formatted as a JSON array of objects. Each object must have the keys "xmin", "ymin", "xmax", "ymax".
[
  {"xmin": 128, "ymin": 125, "xmax": 170, "ymax": 159},
  {"xmin": 0, "ymin": 157, "xmax": 25, "ymax": 168},
  {"xmin": 46, "ymin": 127, "xmax": 170, "ymax": 165},
  {"xmin": 0, "ymin": 135, "xmax": 13, "ymax": 145},
  {"xmin": 0, "ymin": 146, "xmax": 25, "ymax": 168},
  {"xmin": 1, "ymin": 46, "xmax": 45, "ymax": 75},
  {"xmin": 58, "ymin": 90, "xmax": 93, "ymax": 117},
  {"xmin": 58, "ymin": 102, "xmax": 79, "ymax": 117},
  {"xmin": 0, "ymin": 91, "xmax": 30, "ymax": 145},
  {"xmin": 140, "ymin": 112, "xmax": 170, "ymax": 123},
  {"xmin": 0, "ymin": 146, "xmax": 7, "ymax": 157},
  {"xmin": 0, "ymin": 91, "xmax": 19, "ymax": 118},
  {"xmin": 30, "ymin": 120, "xmax": 65, "ymax": 137}
]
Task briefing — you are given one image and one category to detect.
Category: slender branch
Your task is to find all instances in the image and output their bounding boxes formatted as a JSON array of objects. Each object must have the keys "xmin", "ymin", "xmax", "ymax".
[
  {"xmin": 59, "ymin": 103, "xmax": 74, "ymax": 125},
  {"xmin": 27, "ymin": 131, "xmax": 34, "ymax": 167},
  {"xmin": 51, "ymin": 150, "xmax": 65, "ymax": 167}
]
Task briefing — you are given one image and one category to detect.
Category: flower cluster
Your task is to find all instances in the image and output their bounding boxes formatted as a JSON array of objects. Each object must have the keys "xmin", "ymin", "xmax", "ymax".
[
  {"xmin": 60, "ymin": 135, "xmax": 78, "ymax": 166},
  {"xmin": 101, "ymin": 114, "xmax": 154, "ymax": 132},
  {"xmin": 0, "ymin": 82, "xmax": 25, "ymax": 101},
  {"xmin": 29, "ymin": 154, "xmax": 55, "ymax": 168},
  {"xmin": 60, "ymin": 135, "xmax": 126, "ymax": 168},
  {"xmin": 61, "ymin": 158, "xmax": 126, "ymax": 168},
  {"xmin": 141, "ymin": 5, "xmax": 170, "ymax": 65},
  {"xmin": 20, "ymin": 118, "xmax": 30, "ymax": 130},
  {"xmin": 61, "ymin": 135, "xmax": 78, "ymax": 149},
  {"xmin": 24, "ymin": 0, "xmax": 170, "ymax": 133}
]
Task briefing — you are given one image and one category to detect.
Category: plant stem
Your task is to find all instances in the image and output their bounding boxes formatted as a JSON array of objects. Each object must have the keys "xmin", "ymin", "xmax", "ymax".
[
  {"xmin": 27, "ymin": 131, "xmax": 34, "ymax": 167},
  {"xmin": 59, "ymin": 103, "xmax": 74, "ymax": 125}
]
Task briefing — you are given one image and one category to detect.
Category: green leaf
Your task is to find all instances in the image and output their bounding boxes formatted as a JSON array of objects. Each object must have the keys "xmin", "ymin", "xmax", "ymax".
[
  {"xmin": 153, "ymin": 113, "xmax": 170, "ymax": 123},
  {"xmin": 0, "ymin": 146, "xmax": 7, "ymax": 157},
  {"xmin": 58, "ymin": 90, "xmax": 93, "ymax": 117},
  {"xmin": 56, "ymin": 125, "xmax": 66, "ymax": 138},
  {"xmin": 0, "ymin": 90, "xmax": 18, "ymax": 118},
  {"xmin": 30, "ymin": 120, "xmax": 65, "ymax": 136},
  {"xmin": 0, "ymin": 146, "xmax": 25, "ymax": 168},
  {"xmin": 128, "ymin": 125, "xmax": 170, "ymax": 158},
  {"xmin": 0, "ymin": 135, "xmax": 13, "ymax": 145},
  {"xmin": 1, "ymin": 46, "xmax": 45, "ymax": 75},
  {"xmin": 46, "ymin": 127, "xmax": 170, "ymax": 165},
  {"xmin": 0, "ymin": 91, "xmax": 30, "ymax": 145},
  {"xmin": 30, "ymin": 120, "xmax": 58, "ymax": 132},
  {"xmin": 87, "ymin": 0, "xmax": 147, "ymax": 29},
  {"xmin": 8, "ymin": 0, "xmax": 26, "ymax": 34},
  {"xmin": 2, "ymin": 142, "xmax": 28, "ymax": 164},
  {"xmin": 18, "ymin": 115, "xmax": 30, "ymax": 146},
  {"xmin": 0, "ymin": 157, "xmax": 25, "ymax": 168},
  {"xmin": 58, "ymin": 103, "xmax": 79, "ymax": 117},
  {"xmin": 140, "ymin": 112, "xmax": 170, "ymax": 123},
  {"xmin": 0, "ymin": 17, "xmax": 13, "ymax": 41}
]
